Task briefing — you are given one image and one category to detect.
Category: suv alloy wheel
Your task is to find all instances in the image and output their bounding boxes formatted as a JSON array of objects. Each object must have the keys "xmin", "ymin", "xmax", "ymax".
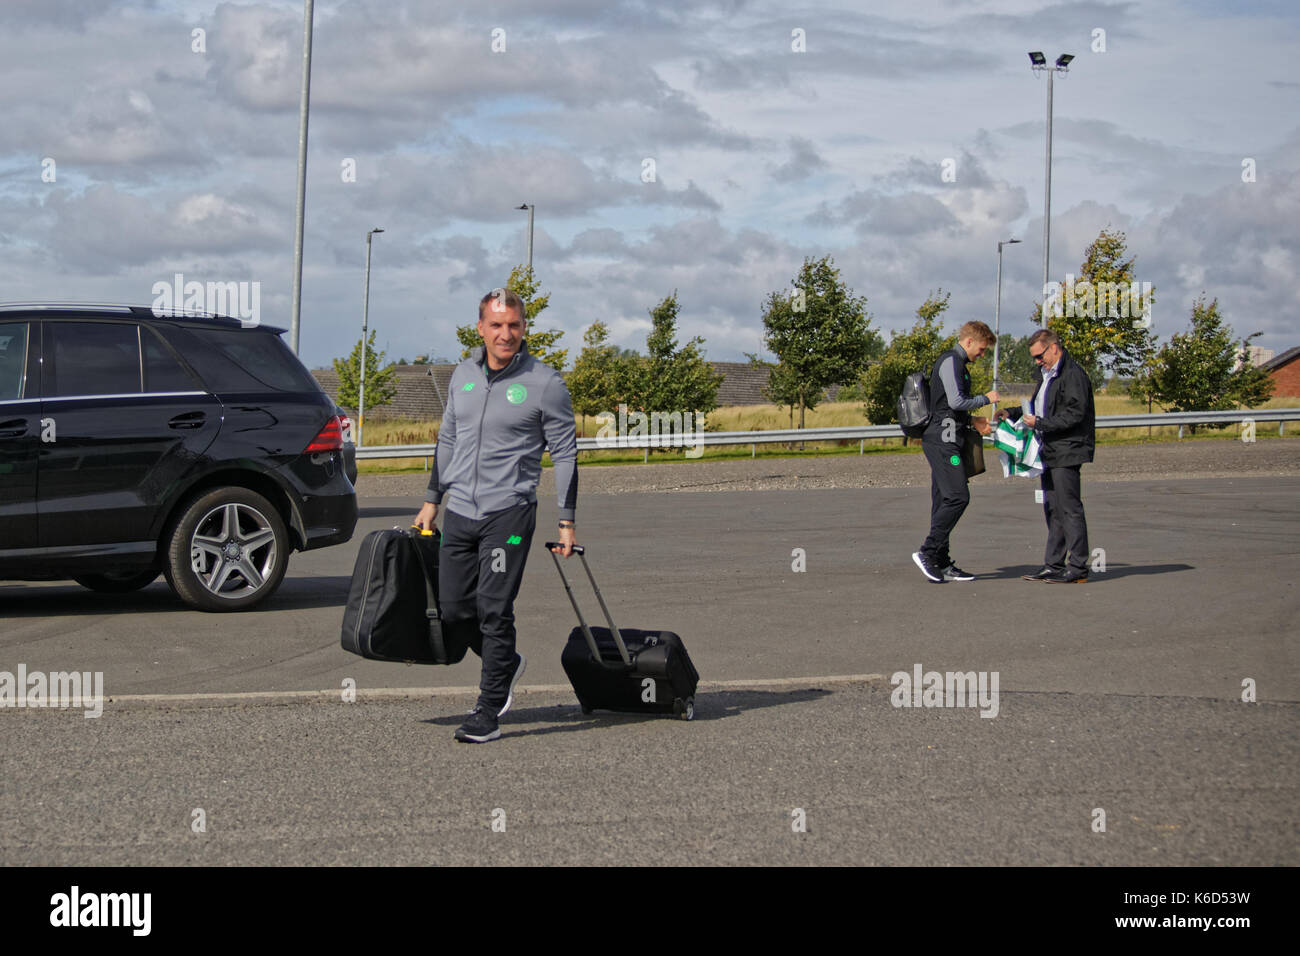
[{"xmin": 164, "ymin": 486, "xmax": 290, "ymax": 612}]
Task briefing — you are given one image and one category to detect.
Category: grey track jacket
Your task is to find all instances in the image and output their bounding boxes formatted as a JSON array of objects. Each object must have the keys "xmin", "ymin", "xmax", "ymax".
[{"xmin": 425, "ymin": 343, "xmax": 578, "ymax": 521}]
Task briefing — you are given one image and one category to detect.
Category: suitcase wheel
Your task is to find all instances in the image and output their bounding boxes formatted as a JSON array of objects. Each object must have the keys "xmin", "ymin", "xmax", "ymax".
[
  {"xmin": 673, "ymin": 697, "xmax": 695, "ymax": 721},
  {"xmin": 579, "ymin": 701, "xmax": 594, "ymax": 715}
]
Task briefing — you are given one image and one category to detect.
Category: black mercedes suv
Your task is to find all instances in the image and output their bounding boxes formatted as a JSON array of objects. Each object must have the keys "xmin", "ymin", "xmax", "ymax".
[{"xmin": 0, "ymin": 304, "xmax": 357, "ymax": 611}]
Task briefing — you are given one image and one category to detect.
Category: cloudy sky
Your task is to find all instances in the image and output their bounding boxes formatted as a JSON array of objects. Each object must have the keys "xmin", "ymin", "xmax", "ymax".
[{"xmin": 0, "ymin": 0, "xmax": 1296, "ymax": 372}]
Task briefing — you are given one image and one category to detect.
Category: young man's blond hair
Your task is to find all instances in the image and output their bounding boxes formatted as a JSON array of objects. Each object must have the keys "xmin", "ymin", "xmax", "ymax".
[{"xmin": 958, "ymin": 321, "xmax": 996, "ymax": 346}]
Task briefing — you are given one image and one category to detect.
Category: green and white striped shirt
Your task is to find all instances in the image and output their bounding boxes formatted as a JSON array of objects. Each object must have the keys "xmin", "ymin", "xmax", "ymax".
[{"xmin": 992, "ymin": 418, "xmax": 1043, "ymax": 478}]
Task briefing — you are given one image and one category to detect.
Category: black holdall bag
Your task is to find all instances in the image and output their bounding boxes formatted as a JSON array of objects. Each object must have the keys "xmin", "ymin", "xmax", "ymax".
[
  {"xmin": 340, "ymin": 527, "xmax": 469, "ymax": 665},
  {"xmin": 897, "ymin": 367, "xmax": 933, "ymax": 438},
  {"xmin": 547, "ymin": 543, "xmax": 699, "ymax": 720}
]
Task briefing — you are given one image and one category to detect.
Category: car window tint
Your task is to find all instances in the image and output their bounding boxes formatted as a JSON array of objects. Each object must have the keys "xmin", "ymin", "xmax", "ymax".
[
  {"xmin": 142, "ymin": 326, "xmax": 200, "ymax": 393},
  {"xmin": 0, "ymin": 322, "xmax": 29, "ymax": 400},
  {"xmin": 47, "ymin": 322, "xmax": 141, "ymax": 397},
  {"xmin": 183, "ymin": 327, "xmax": 316, "ymax": 392},
  {"xmin": 157, "ymin": 326, "xmax": 269, "ymax": 392}
]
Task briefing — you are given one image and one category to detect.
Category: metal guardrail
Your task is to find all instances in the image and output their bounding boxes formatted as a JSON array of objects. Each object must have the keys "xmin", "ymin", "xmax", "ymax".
[
  {"xmin": 1072, "ymin": 409, "xmax": 1300, "ymax": 428},
  {"xmin": 355, "ymin": 408, "xmax": 1299, "ymax": 463}
]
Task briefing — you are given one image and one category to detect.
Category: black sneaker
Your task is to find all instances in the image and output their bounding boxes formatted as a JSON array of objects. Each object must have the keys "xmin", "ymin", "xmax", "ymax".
[
  {"xmin": 497, "ymin": 652, "xmax": 527, "ymax": 718},
  {"xmin": 454, "ymin": 707, "xmax": 500, "ymax": 743},
  {"xmin": 942, "ymin": 564, "xmax": 975, "ymax": 582},
  {"xmin": 1022, "ymin": 566, "xmax": 1064, "ymax": 582},
  {"xmin": 912, "ymin": 551, "xmax": 943, "ymax": 583}
]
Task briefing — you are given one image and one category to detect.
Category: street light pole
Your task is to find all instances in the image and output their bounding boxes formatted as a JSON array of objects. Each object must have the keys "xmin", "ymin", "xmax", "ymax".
[
  {"xmin": 1028, "ymin": 52, "xmax": 1073, "ymax": 322},
  {"xmin": 993, "ymin": 238, "xmax": 1022, "ymax": 415},
  {"xmin": 289, "ymin": 0, "xmax": 315, "ymax": 355},
  {"xmin": 358, "ymin": 227, "xmax": 383, "ymax": 447},
  {"xmin": 517, "ymin": 203, "xmax": 534, "ymax": 273}
]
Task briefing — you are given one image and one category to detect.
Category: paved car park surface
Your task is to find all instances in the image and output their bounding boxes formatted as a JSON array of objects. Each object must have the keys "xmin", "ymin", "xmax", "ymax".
[
  {"xmin": 4, "ymin": 685, "xmax": 1293, "ymax": 866},
  {"xmin": 1, "ymin": 441, "xmax": 1297, "ymax": 865}
]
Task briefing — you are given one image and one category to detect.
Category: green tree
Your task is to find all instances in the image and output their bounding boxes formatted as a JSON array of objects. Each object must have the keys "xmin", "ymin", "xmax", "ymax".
[
  {"xmin": 566, "ymin": 321, "xmax": 631, "ymax": 434},
  {"xmin": 861, "ymin": 291, "xmax": 956, "ymax": 426},
  {"xmin": 630, "ymin": 292, "xmax": 723, "ymax": 415},
  {"xmin": 966, "ymin": 332, "xmax": 1040, "ymax": 396},
  {"xmin": 333, "ymin": 330, "xmax": 397, "ymax": 412},
  {"xmin": 1126, "ymin": 350, "xmax": 1161, "ymax": 415},
  {"xmin": 1032, "ymin": 227, "xmax": 1155, "ymax": 379},
  {"xmin": 1147, "ymin": 297, "xmax": 1275, "ymax": 414},
  {"xmin": 455, "ymin": 264, "xmax": 568, "ymax": 371},
  {"xmin": 985, "ymin": 333, "xmax": 1037, "ymax": 385},
  {"xmin": 760, "ymin": 256, "xmax": 879, "ymax": 429},
  {"xmin": 746, "ymin": 353, "xmax": 804, "ymax": 428}
]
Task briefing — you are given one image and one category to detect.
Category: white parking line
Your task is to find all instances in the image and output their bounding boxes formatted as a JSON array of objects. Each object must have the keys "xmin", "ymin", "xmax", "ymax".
[{"xmin": 100, "ymin": 673, "xmax": 888, "ymax": 707}]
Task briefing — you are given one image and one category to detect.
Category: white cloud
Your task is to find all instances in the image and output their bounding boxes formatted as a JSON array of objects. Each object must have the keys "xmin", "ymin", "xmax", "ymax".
[{"xmin": 0, "ymin": 0, "xmax": 1296, "ymax": 368}]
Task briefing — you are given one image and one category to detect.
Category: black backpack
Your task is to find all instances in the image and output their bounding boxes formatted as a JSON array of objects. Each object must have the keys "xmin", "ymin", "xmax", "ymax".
[{"xmin": 897, "ymin": 367, "xmax": 932, "ymax": 438}]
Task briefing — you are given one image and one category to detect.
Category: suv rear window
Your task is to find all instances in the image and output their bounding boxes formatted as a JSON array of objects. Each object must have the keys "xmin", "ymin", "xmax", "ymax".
[
  {"xmin": 0, "ymin": 322, "xmax": 29, "ymax": 400},
  {"xmin": 162, "ymin": 326, "xmax": 317, "ymax": 393}
]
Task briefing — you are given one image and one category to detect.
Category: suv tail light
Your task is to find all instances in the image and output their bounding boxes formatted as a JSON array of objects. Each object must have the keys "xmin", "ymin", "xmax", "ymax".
[{"xmin": 305, "ymin": 416, "xmax": 343, "ymax": 453}]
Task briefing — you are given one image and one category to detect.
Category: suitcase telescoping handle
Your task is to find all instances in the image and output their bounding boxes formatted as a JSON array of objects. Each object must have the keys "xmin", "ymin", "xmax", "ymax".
[{"xmin": 544, "ymin": 544, "xmax": 633, "ymax": 667}]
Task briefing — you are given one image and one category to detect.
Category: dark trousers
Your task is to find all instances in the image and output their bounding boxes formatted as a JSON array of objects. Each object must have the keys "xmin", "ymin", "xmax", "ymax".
[
  {"xmin": 1041, "ymin": 465, "xmax": 1088, "ymax": 572},
  {"xmin": 438, "ymin": 502, "xmax": 537, "ymax": 711},
  {"xmin": 920, "ymin": 439, "xmax": 969, "ymax": 567}
]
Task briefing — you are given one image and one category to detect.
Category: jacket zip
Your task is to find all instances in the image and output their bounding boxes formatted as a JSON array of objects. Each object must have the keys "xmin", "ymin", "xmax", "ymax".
[
  {"xmin": 469, "ymin": 349, "xmax": 523, "ymax": 517},
  {"xmin": 472, "ymin": 375, "xmax": 489, "ymax": 514}
]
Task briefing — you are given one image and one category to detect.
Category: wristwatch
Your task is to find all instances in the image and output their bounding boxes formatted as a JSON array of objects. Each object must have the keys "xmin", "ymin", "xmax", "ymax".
[{"xmin": 558, "ymin": 521, "xmax": 574, "ymax": 529}]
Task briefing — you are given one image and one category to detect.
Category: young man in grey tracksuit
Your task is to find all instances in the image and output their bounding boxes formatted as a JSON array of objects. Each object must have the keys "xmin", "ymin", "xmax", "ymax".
[
  {"xmin": 912, "ymin": 321, "xmax": 998, "ymax": 583},
  {"xmin": 414, "ymin": 288, "xmax": 578, "ymax": 743}
]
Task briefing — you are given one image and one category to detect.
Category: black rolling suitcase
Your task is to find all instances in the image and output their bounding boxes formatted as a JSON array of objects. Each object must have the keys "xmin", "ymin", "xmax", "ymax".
[
  {"xmin": 340, "ymin": 527, "xmax": 469, "ymax": 665},
  {"xmin": 547, "ymin": 543, "xmax": 699, "ymax": 720}
]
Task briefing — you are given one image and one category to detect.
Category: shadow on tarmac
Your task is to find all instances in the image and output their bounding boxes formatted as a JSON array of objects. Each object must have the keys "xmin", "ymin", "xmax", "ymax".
[
  {"xmin": 422, "ymin": 687, "xmax": 836, "ymax": 736},
  {"xmin": 0, "ymin": 575, "xmax": 354, "ymax": 615},
  {"xmin": 979, "ymin": 563, "xmax": 1195, "ymax": 582},
  {"xmin": 358, "ymin": 506, "xmax": 422, "ymax": 520},
  {"xmin": 258, "ymin": 576, "xmax": 355, "ymax": 609}
]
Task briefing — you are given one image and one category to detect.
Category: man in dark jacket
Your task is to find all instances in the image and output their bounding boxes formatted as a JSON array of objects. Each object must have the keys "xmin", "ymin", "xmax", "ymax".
[
  {"xmin": 998, "ymin": 328, "xmax": 1095, "ymax": 583},
  {"xmin": 414, "ymin": 288, "xmax": 578, "ymax": 742},
  {"xmin": 912, "ymin": 321, "xmax": 998, "ymax": 583}
]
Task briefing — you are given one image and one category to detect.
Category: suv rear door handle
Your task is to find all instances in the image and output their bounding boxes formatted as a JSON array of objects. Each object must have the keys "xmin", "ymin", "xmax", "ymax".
[
  {"xmin": 168, "ymin": 412, "xmax": 207, "ymax": 430},
  {"xmin": 0, "ymin": 418, "xmax": 28, "ymax": 439}
]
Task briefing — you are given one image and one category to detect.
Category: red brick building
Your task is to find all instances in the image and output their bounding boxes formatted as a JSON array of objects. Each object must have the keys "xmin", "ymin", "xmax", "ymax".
[{"xmin": 1264, "ymin": 347, "xmax": 1300, "ymax": 398}]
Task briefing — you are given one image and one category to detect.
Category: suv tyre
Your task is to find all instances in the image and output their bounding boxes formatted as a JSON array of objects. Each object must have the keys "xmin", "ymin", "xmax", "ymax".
[{"xmin": 164, "ymin": 487, "xmax": 289, "ymax": 612}]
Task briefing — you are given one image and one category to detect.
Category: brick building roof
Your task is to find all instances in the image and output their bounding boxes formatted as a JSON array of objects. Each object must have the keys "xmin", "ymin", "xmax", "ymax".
[
  {"xmin": 710, "ymin": 361, "xmax": 770, "ymax": 406},
  {"xmin": 313, "ymin": 363, "xmax": 454, "ymax": 420},
  {"xmin": 1263, "ymin": 346, "xmax": 1300, "ymax": 372}
]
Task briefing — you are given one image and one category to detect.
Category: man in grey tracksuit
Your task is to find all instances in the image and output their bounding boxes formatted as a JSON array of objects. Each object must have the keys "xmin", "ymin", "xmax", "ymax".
[
  {"xmin": 414, "ymin": 288, "xmax": 578, "ymax": 743},
  {"xmin": 912, "ymin": 321, "xmax": 998, "ymax": 583}
]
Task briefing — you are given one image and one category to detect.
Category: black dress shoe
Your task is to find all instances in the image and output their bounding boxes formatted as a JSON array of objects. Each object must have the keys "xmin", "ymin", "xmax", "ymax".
[
  {"xmin": 1022, "ymin": 566, "xmax": 1063, "ymax": 581},
  {"xmin": 1045, "ymin": 568, "xmax": 1089, "ymax": 584}
]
